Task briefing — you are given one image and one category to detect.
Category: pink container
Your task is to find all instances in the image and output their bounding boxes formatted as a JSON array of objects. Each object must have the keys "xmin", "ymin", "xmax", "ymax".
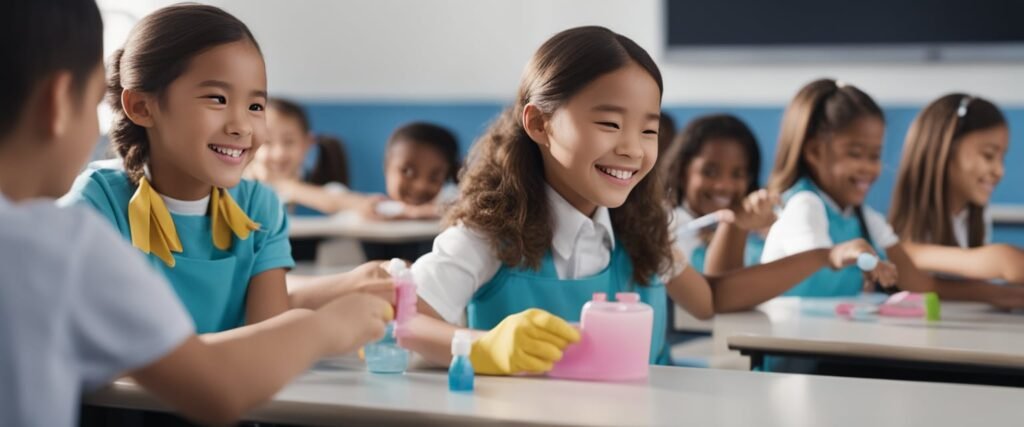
[
  {"xmin": 385, "ymin": 259, "xmax": 417, "ymax": 339},
  {"xmin": 878, "ymin": 291, "xmax": 926, "ymax": 317},
  {"xmin": 547, "ymin": 292, "xmax": 653, "ymax": 381},
  {"xmin": 833, "ymin": 291, "xmax": 926, "ymax": 320}
]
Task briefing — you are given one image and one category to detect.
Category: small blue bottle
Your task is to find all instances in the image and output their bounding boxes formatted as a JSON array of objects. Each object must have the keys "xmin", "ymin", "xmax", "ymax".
[
  {"xmin": 449, "ymin": 330, "xmax": 474, "ymax": 392},
  {"xmin": 365, "ymin": 322, "xmax": 408, "ymax": 374}
]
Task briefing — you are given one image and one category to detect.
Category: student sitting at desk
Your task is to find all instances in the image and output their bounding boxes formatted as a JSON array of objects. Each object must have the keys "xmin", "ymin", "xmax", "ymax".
[
  {"xmin": 0, "ymin": 2, "xmax": 392, "ymax": 425},
  {"xmin": 248, "ymin": 98, "xmax": 380, "ymax": 216},
  {"xmin": 889, "ymin": 94, "xmax": 1024, "ymax": 284},
  {"xmin": 762, "ymin": 79, "xmax": 1024, "ymax": 306},
  {"xmin": 371, "ymin": 122, "xmax": 461, "ymax": 219},
  {"xmin": 660, "ymin": 114, "xmax": 774, "ymax": 274},
  {"xmin": 398, "ymin": 27, "xmax": 882, "ymax": 375},
  {"xmin": 360, "ymin": 122, "xmax": 462, "ymax": 260}
]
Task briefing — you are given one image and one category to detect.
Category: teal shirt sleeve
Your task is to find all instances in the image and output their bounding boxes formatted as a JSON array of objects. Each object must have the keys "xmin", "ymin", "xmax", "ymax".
[{"xmin": 245, "ymin": 181, "xmax": 295, "ymax": 275}]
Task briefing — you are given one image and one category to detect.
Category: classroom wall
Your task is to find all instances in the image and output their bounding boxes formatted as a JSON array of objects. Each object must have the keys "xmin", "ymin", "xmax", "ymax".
[
  {"xmin": 302, "ymin": 102, "xmax": 1024, "ymax": 248},
  {"xmin": 97, "ymin": 0, "xmax": 1024, "ymax": 244},
  {"xmin": 99, "ymin": 0, "xmax": 1024, "ymax": 105}
]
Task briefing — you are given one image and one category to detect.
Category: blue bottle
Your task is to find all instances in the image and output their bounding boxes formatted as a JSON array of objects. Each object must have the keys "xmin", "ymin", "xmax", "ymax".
[
  {"xmin": 366, "ymin": 322, "xmax": 408, "ymax": 374},
  {"xmin": 449, "ymin": 330, "xmax": 474, "ymax": 392}
]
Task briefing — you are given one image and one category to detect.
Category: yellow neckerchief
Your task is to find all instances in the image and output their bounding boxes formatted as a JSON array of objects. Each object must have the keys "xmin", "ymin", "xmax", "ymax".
[{"xmin": 128, "ymin": 177, "xmax": 260, "ymax": 267}]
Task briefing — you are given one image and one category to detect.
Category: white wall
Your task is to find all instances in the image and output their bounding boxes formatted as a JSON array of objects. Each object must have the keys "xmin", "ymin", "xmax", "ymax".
[{"xmin": 98, "ymin": 0, "xmax": 1024, "ymax": 106}]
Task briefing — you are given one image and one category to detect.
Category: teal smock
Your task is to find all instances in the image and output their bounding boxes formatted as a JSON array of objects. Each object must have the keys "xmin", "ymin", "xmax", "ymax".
[
  {"xmin": 781, "ymin": 177, "xmax": 886, "ymax": 297},
  {"xmin": 466, "ymin": 244, "xmax": 670, "ymax": 365},
  {"xmin": 765, "ymin": 177, "xmax": 888, "ymax": 373},
  {"xmin": 61, "ymin": 164, "xmax": 294, "ymax": 333},
  {"xmin": 689, "ymin": 235, "xmax": 765, "ymax": 274}
]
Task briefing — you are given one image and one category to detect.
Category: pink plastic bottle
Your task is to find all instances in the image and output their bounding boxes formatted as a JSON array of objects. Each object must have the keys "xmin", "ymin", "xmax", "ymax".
[
  {"xmin": 547, "ymin": 292, "xmax": 653, "ymax": 381},
  {"xmin": 384, "ymin": 258, "xmax": 417, "ymax": 338}
]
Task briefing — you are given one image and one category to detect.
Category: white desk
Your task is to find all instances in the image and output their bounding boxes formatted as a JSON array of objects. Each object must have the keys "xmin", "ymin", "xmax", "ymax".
[
  {"xmin": 720, "ymin": 297, "xmax": 1024, "ymax": 385},
  {"xmin": 289, "ymin": 212, "xmax": 442, "ymax": 243},
  {"xmin": 85, "ymin": 356, "xmax": 1023, "ymax": 427}
]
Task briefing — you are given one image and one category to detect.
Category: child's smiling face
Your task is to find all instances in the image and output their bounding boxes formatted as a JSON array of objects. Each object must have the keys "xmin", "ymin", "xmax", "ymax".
[
  {"xmin": 530, "ymin": 61, "xmax": 661, "ymax": 216},
  {"xmin": 255, "ymin": 108, "xmax": 311, "ymax": 179},
  {"xmin": 384, "ymin": 139, "xmax": 450, "ymax": 206},
  {"xmin": 683, "ymin": 139, "xmax": 751, "ymax": 216},
  {"xmin": 143, "ymin": 40, "xmax": 267, "ymax": 198},
  {"xmin": 804, "ymin": 116, "xmax": 885, "ymax": 209},
  {"xmin": 948, "ymin": 125, "xmax": 1008, "ymax": 209}
]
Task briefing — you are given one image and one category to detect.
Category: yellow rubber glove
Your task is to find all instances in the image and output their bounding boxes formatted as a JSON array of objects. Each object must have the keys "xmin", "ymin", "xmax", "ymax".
[{"xmin": 470, "ymin": 308, "xmax": 581, "ymax": 375}]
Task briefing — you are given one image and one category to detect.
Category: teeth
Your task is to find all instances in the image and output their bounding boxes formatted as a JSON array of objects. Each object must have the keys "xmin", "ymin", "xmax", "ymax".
[
  {"xmin": 210, "ymin": 145, "xmax": 244, "ymax": 158},
  {"xmin": 712, "ymin": 196, "xmax": 731, "ymax": 207},
  {"xmin": 597, "ymin": 166, "xmax": 635, "ymax": 180}
]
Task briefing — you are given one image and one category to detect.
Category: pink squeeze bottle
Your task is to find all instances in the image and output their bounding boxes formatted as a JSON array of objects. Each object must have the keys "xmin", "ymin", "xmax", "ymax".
[{"xmin": 384, "ymin": 258, "xmax": 417, "ymax": 338}]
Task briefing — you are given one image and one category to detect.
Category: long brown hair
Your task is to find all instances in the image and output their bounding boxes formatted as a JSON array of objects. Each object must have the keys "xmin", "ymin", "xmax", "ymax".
[
  {"xmin": 108, "ymin": 4, "xmax": 260, "ymax": 184},
  {"xmin": 310, "ymin": 134, "xmax": 351, "ymax": 187},
  {"xmin": 446, "ymin": 26, "xmax": 671, "ymax": 285},
  {"xmin": 768, "ymin": 78, "xmax": 884, "ymax": 195},
  {"xmin": 889, "ymin": 94, "xmax": 1006, "ymax": 247}
]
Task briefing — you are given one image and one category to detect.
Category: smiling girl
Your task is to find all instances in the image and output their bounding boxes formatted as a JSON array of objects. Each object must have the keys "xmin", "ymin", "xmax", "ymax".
[
  {"xmin": 397, "ymin": 29, "xmax": 889, "ymax": 375},
  {"xmin": 63, "ymin": 4, "xmax": 294, "ymax": 333},
  {"xmin": 889, "ymin": 94, "xmax": 1024, "ymax": 283},
  {"xmin": 762, "ymin": 79, "xmax": 1024, "ymax": 307}
]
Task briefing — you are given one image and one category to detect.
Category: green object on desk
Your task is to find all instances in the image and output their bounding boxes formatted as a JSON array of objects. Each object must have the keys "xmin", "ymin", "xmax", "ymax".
[{"xmin": 924, "ymin": 292, "xmax": 941, "ymax": 321}]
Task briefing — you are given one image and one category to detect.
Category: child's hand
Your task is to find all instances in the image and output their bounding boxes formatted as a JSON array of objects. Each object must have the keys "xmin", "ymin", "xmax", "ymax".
[
  {"xmin": 863, "ymin": 260, "xmax": 898, "ymax": 291},
  {"xmin": 315, "ymin": 293, "xmax": 393, "ymax": 355},
  {"xmin": 338, "ymin": 261, "xmax": 397, "ymax": 304},
  {"xmin": 350, "ymin": 259, "xmax": 392, "ymax": 281},
  {"xmin": 266, "ymin": 178, "xmax": 302, "ymax": 203},
  {"xmin": 470, "ymin": 308, "xmax": 580, "ymax": 375},
  {"xmin": 353, "ymin": 278, "xmax": 397, "ymax": 306},
  {"xmin": 829, "ymin": 239, "xmax": 898, "ymax": 289},
  {"xmin": 988, "ymin": 284, "xmax": 1024, "ymax": 310},
  {"xmin": 357, "ymin": 195, "xmax": 392, "ymax": 221},
  {"xmin": 828, "ymin": 238, "xmax": 876, "ymax": 270},
  {"xmin": 993, "ymin": 244, "xmax": 1024, "ymax": 284},
  {"xmin": 397, "ymin": 202, "xmax": 442, "ymax": 220},
  {"xmin": 729, "ymin": 189, "xmax": 778, "ymax": 231}
]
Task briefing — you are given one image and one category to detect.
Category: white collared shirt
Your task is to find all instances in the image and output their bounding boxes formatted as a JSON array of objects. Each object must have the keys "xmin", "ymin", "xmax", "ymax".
[
  {"xmin": 761, "ymin": 189, "xmax": 899, "ymax": 263},
  {"xmin": 413, "ymin": 185, "xmax": 617, "ymax": 324},
  {"xmin": 668, "ymin": 203, "xmax": 706, "ymax": 263}
]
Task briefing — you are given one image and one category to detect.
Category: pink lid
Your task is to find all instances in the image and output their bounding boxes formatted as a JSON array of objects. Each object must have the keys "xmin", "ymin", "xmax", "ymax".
[
  {"xmin": 592, "ymin": 292, "xmax": 607, "ymax": 302},
  {"xmin": 616, "ymin": 292, "xmax": 640, "ymax": 303}
]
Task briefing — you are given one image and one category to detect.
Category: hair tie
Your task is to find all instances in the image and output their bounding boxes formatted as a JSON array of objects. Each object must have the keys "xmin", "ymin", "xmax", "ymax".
[{"xmin": 957, "ymin": 95, "xmax": 973, "ymax": 118}]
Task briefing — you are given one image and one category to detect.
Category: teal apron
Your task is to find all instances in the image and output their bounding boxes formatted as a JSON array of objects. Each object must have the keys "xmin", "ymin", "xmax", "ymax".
[
  {"xmin": 766, "ymin": 177, "xmax": 887, "ymax": 373},
  {"xmin": 467, "ymin": 244, "xmax": 670, "ymax": 365},
  {"xmin": 690, "ymin": 235, "xmax": 765, "ymax": 274},
  {"xmin": 781, "ymin": 178, "xmax": 886, "ymax": 297},
  {"xmin": 150, "ymin": 213, "xmax": 247, "ymax": 334}
]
